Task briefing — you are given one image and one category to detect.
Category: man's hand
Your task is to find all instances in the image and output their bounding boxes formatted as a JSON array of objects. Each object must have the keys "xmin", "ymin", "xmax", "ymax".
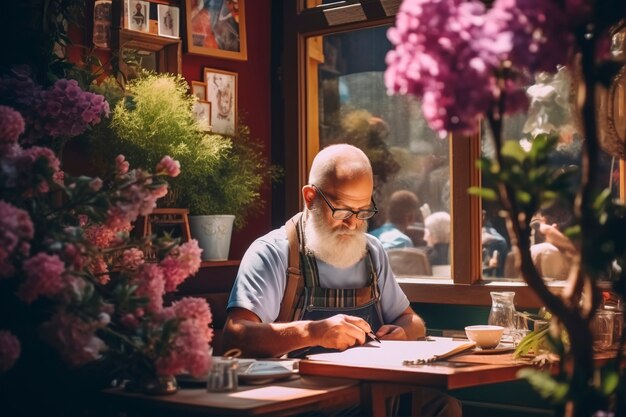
[
  {"xmin": 376, "ymin": 324, "xmax": 408, "ymax": 340},
  {"xmin": 309, "ymin": 314, "xmax": 371, "ymax": 351}
]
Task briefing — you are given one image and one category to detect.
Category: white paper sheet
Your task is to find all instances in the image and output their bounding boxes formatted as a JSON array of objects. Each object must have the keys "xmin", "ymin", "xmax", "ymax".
[{"xmin": 306, "ymin": 337, "xmax": 476, "ymax": 367}]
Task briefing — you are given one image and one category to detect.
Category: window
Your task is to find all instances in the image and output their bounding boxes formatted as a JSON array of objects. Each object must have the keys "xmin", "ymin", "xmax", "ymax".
[{"xmin": 279, "ymin": 1, "xmax": 624, "ymax": 304}]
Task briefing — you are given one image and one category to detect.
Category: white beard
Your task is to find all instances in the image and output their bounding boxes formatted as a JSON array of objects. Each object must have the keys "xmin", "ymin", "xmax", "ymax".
[{"xmin": 303, "ymin": 203, "xmax": 368, "ymax": 268}]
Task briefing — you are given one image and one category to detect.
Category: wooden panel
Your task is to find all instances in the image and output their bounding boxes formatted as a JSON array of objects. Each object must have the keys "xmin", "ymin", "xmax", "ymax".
[{"xmin": 397, "ymin": 279, "xmax": 564, "ymax": 309}]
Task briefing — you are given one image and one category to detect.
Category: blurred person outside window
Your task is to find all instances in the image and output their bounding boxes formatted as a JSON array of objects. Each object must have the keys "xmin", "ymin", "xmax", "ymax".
[{"xmin": 369, "ymin": 190, "xmax": 420, "ymax": 250}]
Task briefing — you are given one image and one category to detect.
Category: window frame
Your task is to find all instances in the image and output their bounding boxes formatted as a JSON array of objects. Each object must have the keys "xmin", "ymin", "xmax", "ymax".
[{"xmin": 280, "ymin": 0, "xmax": 626, "ymax": 307}]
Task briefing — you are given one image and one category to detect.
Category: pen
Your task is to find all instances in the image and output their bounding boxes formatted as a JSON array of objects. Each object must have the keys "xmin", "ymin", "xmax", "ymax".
[{"xmin": 367, "ymin": 331, "xmax": 381, "ymax": 343}]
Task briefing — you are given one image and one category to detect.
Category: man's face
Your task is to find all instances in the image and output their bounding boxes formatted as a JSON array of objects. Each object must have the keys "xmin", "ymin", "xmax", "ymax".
[{"xmin": 304, "ymin": 176, "xmax": 373, "ymax": 268}]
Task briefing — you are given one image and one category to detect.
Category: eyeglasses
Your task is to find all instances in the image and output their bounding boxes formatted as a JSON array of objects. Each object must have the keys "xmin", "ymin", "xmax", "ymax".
[{"xmin": 311, "ymin": 184, "xmax": 378, "ymax": 220}]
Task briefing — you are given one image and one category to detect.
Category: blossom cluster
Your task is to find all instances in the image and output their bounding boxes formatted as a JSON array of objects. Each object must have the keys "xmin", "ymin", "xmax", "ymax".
[
  {"xmin": 0, "ymin": 67, "xmax": 110, "ymax": 143},
  {"xmin": 0, "ymin": 72, "xmax": 212, "ymax": 381},
  {"xmin": 385, "ymin": 0, "xmax": 577, "ymax": 137}
]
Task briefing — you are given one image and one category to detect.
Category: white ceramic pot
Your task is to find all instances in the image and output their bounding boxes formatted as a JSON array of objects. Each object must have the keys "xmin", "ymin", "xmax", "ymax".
[{"xmin": 189, "ymin": 215, "xmax": 235, "ymax": 261}]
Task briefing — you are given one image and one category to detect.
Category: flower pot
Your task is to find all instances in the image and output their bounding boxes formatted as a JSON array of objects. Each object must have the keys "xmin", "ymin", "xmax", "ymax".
[{"xmin": 189, "ymin": 215, "xmax": 235, "ymax": 261}]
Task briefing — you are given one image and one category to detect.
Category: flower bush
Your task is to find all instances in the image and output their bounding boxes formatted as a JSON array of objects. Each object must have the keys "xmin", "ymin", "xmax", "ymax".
[
  {"xmin": 386, "ymin": 1, "xmax": 625, "ymax": 416},
  {"xmin": 0, "ymin": 70, "xmax": 213, "ymax": 392}
]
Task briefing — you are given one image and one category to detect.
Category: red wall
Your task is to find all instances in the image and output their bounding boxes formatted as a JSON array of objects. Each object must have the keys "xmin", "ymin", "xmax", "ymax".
[{"xmin": 179, "ymin": 0, "xmax": 273, "ymax": 259}]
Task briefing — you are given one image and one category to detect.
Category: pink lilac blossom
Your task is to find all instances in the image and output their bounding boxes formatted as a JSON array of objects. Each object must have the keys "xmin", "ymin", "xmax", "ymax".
[
  {"xmin": 9, "ymin": 146, "xmax": 61, "ymax": 197},
  {"xmin": 155, "ymin": 156, "xmax": 181, "ymax": 178},
  {"xmin": 38, "ymin": 79, "xmax": 110, "ymax": 138},
  {"xmin": 486, "ymin": 0, "xmax": 573, "ymax": 73},
  {"xmin": 385, "ymin": 0, "xmax": 572, "ymax": 136},
  {"xmin": 39, "ymin": 310, "xmax": 107, "ymax": 367},
  {"xmin": 159, "ymin": 240, "xmax": 202, "ymax": 292},
  {"xmin": 172, "ymin": 297, "xmax": 213, "ymax": 340},
  {"xmin": 63, "ymin": 243, "xmax": 85, "ymax": 271},
  {"xmin": 115, "ymin": 154, "xmax": 130, "ymax": 175},
  {"xmin": 88, "ymin": 256, "xmax": 110, "ymax": 285},
  {"xmin": 0, "ymin": 105, "xmax": 25, "ymax": 150},
  {"xmin": 0, "ymin": 70, "xmax": 46, "ymax": 143},
  {"xmin": 106, "ymin": 170, "xmax": 161, "ymax": 229},
  {"xmin": 0, "ymin": 201, "xmax": 34, "ymax": 278},
  {"xmin": 17, "ymin": 252, "xmax": 67, "ymax": 303},
  {"xmin": 155, "ymin": 319, "xmax": 212, "ymax": 377},
  {"xmin": 122, "ymin": 248, "xmax": 144, "ymax": 270},
  {"xmin": 0, "ymin": 330, "xmax": 21, "ymax": 373},
  {"xmin": 133, "ymin": 263, "xmax": 165, "ymax": 313},
  {"xmin": 155, "ymin": 299, "xmax": 213, "ymax": 377}
]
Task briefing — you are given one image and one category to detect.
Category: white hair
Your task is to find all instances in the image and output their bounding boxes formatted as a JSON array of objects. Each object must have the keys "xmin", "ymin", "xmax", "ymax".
[{"xmin": 425, "ymin": 211, "xmax": 451, "ymax": 244}]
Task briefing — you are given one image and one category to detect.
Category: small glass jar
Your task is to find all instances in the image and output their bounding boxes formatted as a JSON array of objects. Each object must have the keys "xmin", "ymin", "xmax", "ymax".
[{"xmin": 207, "ymin": 357, "xmax": 239, "ymax": 392}]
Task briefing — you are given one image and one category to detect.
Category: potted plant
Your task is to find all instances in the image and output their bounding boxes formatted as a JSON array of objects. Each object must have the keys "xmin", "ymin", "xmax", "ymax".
[
  {"xmin": 185, "ymin": 121, "xmax": 281, "ymax": 260},
  {"xmin": 87, "ymin": 73, "xmax": 279, "ymax": 260}
]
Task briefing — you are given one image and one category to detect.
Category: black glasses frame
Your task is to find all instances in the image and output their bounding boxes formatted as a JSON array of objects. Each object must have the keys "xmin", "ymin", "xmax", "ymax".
[{"xmin": 311, "ymin": 184, "xmax": 378, "ymax": 220}]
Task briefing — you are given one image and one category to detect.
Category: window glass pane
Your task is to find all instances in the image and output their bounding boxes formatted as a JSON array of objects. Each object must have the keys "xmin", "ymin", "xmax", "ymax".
[
  {"xmin": 314, "ymin": 26, "xmax": 451, "ymax": 278},
  {"xmin": 481, "ymin": 68, "xmax": 619, "ymax": 281}
]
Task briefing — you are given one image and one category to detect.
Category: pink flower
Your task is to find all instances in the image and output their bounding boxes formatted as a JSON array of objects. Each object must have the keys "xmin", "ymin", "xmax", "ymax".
[
  {"xmin": 0, "ymin": 201, "xmax": 34, "ymax": 278},
  {"xmin": 134, "ymin": 263, "xmax": 165, "ymax": 313},
  {"xmin": 17, "ymin": 252, "xmax": 66, "ymax": 303},
  {"xmin": 155, "ymin": 303, "xmax": 213, "ymax": 377},
  {"xmin": 122, "ymin": 248, "xmax": 144, "ymax": 270},
  {"xmin": 89, "ymin": 178, "xmax": 103, "ymax": 191},
  {"xmin": 160, "ymin": 240, "xmax": 202, "ymax": 292},
  {"xmin": 0, "ymin": 330, "xmax": 21, "ymax": 373},
  {"xmin": 39, "ymin": 310, "xmax": 106, "ymax": 367},
  {"xmin": 155, "ymin": 156, "xmax": 181, "ymax": 177},
  {"xmin": 0, "ymin": 105, "xmax": 25, "ymax": 150},
  {"xmin": 88, "ymin": 256, "xmax": 110, "ymax": 285},
  {"xmin": 173, "ymin": 297, "xmax": 213, "ymax": 339},
  {"xmin": 115, "ymin": 154, "xmax": 130, "ymax": 175}
]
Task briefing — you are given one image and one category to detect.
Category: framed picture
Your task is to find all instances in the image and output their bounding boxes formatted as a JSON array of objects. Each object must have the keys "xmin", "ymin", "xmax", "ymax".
[
  {"xmin": 191, "ymin": 81, "xmax": 207, "ymax": 101},
  {"xmin": 185, "ymin": 0, "xmax": 247, "ymax": 61},
  {"xmin": 193, "ymin": 100, "xmax": 212, "ymax": 131},
  {"xmin": 204, "ymin": 68, "xmax": 237, "ymax": 135},
  {"xmin": 93, "ymin": 0, "xmax": 112, "ymax": 49},
  {"xmin": 157, "ymin": 4, "xmax": 180, "ymax": 38},
  {"xmin": 126, "ymin": 0, "xmax": 150, "ymax": 33}
]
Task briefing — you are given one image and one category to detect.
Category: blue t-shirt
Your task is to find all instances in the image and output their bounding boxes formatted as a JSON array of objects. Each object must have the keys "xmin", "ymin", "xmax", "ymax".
[
  {"xmin": 227, "ymin": 226, "xmax": 410, "ymax": 324},
  {"xmin": 368, "ymin": 223, "xmax": 413, "ymax": 250}
]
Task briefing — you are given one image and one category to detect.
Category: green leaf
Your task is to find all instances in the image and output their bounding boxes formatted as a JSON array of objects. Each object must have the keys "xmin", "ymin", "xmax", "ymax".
[
  {"xmin": 468, "ymin": 186, "xmax": 497, "ymax": 200},
  {"xmin": 501, "ymin": 140, "xmax": 527, "ymax": 162},
  {"xmin": 518, "ymin": 369, "xmax": 569, "ymax": 402}
]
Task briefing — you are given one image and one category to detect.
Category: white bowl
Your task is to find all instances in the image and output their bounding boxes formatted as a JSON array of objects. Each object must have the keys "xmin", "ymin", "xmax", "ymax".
[{"xmin": 465, "ymin": 325, "xmax": 504, "ymax": 349}]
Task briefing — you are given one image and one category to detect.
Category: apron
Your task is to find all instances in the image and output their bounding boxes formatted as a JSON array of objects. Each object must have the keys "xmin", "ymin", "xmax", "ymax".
[{"xmin": 287, "ymin": 213, "xmax": 384, "ymax": 358}]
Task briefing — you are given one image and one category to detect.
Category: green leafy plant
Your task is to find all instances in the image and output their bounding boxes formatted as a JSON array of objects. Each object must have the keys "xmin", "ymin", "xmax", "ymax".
[
  {"xmin": 87, "ymin": 72, "xmax": 279, "ymax": 229},
  {"xmin": 185, "ymin": 122, "xmax": 282, "ymax": 228}
]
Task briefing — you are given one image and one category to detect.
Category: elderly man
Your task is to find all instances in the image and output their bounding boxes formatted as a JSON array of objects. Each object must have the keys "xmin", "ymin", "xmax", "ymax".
[{"xmin": 223, "ymin": 144, "xmax": 461, "ymax": 417}]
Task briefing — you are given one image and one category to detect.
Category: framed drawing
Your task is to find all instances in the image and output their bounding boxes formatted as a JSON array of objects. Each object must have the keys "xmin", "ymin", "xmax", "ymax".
[
  {"xmin": 204, "ymin": 68, "xmax": 237, "ymax": 135},
  {"xmin": 157, "ymin": 4, "xmax": 180, "ymax": 38},
  {"xmin": 193, "ymin": 100, "xmax": 212, "ymax": 131},
  {"xmin": 126, "ymin": 0, "xmax": 150, "ymax": 33},
  {"xmin": 93, "ymin": 0, "xmax": 112, "ymax": 49},
  {"xmin": 191, "ymin": 81, "xmax": 207, "ymax": 100},
  {"xmin": 185, "ymin": 0, "xmax": 247, "ymax": 61}
]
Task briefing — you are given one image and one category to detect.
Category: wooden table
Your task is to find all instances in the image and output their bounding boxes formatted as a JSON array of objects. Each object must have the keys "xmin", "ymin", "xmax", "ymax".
[
  {"xmin": 299, "ymin": 346, "xmax": 536, "ymax": 417},
  {"xmin": 101, "ymin": 375, "xmax": 360, "ymax": 417}
]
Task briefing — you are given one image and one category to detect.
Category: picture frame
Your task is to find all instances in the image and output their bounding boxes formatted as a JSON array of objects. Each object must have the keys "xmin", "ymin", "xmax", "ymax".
[
  {"xmin": 191, "ymin": 81, "xmax": 207, "ymax": 101},
  {"xmin": 185, "ymin": 0, "xmax": 247, "ymax": 61},
  {"xmin": 204, "ymin": 68, "xmax": 237, "ymax": 135},
  {"xmin": 157, "ymin": 4, "xmax": 180, "ymax": 38},
  {"xmin": 126, "ymin": 0, "xmax": 150, "ymax": 33},
  {"xmin": 93, "ymin": 0, "xmax": 113, "ymax": 49},
  {"xmin": 193, "ymin": 100, "xmax": 212, "ymax": 131}
]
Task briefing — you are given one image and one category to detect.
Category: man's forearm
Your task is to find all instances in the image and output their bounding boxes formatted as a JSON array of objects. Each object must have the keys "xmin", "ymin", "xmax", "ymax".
[
  {"xmin": 393, "ymin": 312, "xmax": 426, "ymax": 340},
  {"xmin": 222, "ymin": 319, "xmax": 317, "ymax": 358}
]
